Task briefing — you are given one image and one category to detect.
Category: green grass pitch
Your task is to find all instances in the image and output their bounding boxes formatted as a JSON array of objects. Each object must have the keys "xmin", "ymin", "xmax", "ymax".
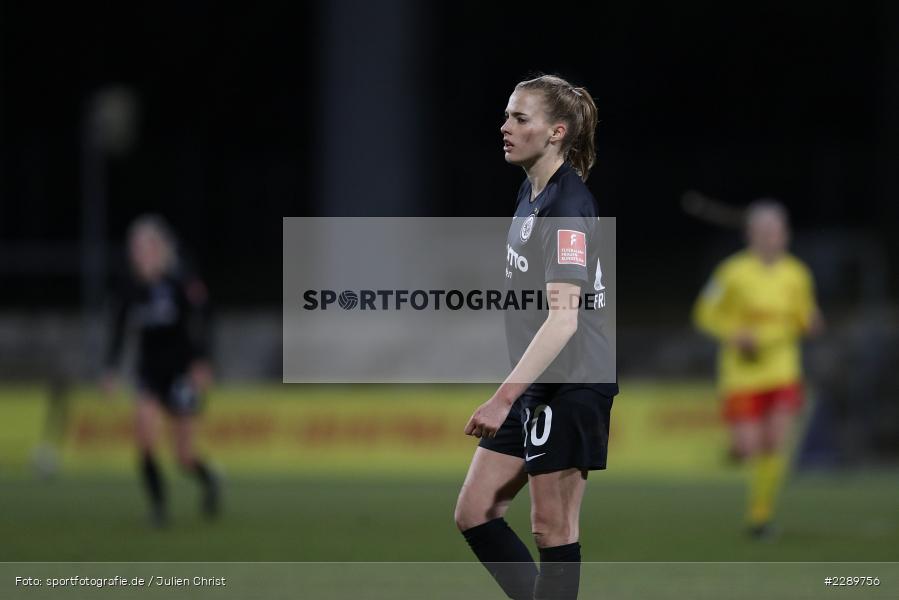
[
  {"xmin": 2, "ymin": 382, "xmax": 897, "ymax": 598},
  {"xmin": 2, "ymin": 472, "xmax": 897, "ymax": 563}
]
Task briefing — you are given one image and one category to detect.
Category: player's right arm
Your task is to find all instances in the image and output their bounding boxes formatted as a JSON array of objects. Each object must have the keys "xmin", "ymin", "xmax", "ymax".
[
  {"xmin": 692, "ymin": 261, "xmax": 758, "ymax": 355},
  {"xmin": 693, "ymin": 262, "xmax": 738, "ymax": 340}
]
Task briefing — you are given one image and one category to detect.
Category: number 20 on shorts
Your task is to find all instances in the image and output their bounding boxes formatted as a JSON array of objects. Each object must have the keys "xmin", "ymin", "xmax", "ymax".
[{"xmin": 523, "ymin": 405, "xmax": 553, "ymax": 447}]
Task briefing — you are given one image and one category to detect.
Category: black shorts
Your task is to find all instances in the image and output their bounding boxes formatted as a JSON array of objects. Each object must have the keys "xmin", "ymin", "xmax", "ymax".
[
  {"xmin": 479, "ymin": 384, "xmax": 613, "ymax": 474},
  {"xmin": 137, "ymin": 371, "xmax": 202, "ymax": 416}
]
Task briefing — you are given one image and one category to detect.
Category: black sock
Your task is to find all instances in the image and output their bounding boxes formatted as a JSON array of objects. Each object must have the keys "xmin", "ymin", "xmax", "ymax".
[
  {"xmin": 534, "ymin": 542, "xmax": 581, "ymax": 600},
  {"xmin": 190, "ymin": 460, "xmax": 213, "ymax": 488},
  {"xmin": 140, "ymin": 454, "xmax": 165, "ymax": 512},
  {"xmin": 187, "ymin": 459, "xmax": 220, "ymax": 516},
  {"xmin": 462, "ymin": 518, "xmax": 537, "ymax": 600}
]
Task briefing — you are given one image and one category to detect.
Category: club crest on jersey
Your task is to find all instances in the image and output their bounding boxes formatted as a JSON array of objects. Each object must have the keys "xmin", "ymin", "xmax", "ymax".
[
  {"xmin": 557, "ymin": 229, "xmax": 587, "ymax": 267},
  {"xmin": 520, "ymin": 214, "xmax": 535, "ymax": 243}
]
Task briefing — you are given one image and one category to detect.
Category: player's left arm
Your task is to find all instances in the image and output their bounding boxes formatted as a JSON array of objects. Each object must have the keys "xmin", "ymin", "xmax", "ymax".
[
  {"xmin": 464, "ymin": 281, "xmax": 580, "ymax": 438},
  {"xmin": 796, "ymin": 264, "xmax": 824, "ymax": 337},
  {"xmin": 751, "ymin": 262, "xmax": 823, "ymax": 348},
  {"xmin": 465, "ymin": 212, "xmax": 593, "ymax": 438},
  {"xmin": 498, "ymin": 280, "xmax": 581, "ymax": 389}
]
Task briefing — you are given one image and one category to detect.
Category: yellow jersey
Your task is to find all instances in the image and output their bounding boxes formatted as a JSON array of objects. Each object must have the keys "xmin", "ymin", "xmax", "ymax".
[{"xmin": 693, "ymin": 250, "xmax": 817, "ymax": 394}]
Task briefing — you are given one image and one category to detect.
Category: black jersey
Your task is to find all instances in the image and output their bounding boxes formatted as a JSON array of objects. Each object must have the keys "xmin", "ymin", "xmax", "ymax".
[
  {"xmin": 106, "ymin": 270, "xmax": 210, "ymax": 378},
  {"xmin": 504, "ymin": 161, "xmax": 617, "ymax": 396}
]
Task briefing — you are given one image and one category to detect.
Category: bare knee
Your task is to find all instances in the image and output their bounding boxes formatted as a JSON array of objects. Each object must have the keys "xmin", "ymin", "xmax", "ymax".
[
  {"xmin": 172, "ymin": 418, "xmax": 198, "ymax": 470},
  {"xmin": 453, "ymin": 503, "xmax": 475, "ymax": 532},
  {"xmin": 454, "ymin": 504, "xmax": 494, "ymax": 533},
  {"xmin": 761, "ymin": 412, "xmax": 793, "ymax": 454},
  {"xmin": 531, "ymin": 508, "xmax": 574, "ymax": 548},
  {"xmin": 454, "ymin": 495, "xmax": 506, "ymax": 532},
  {"xmin": 176, "ymin": 454, "xmax": 194, "ymax": 470},
  {"xmin": 135, "ymin": 403, "xmax": 159, "ymax": 453},
  {"xmin": 136, "ymin": 432, "xmax": 156, "ymax": 455},
  {"xmin": 732, "ymin": 440, "xmax": 756, "ymax": 461},
  {"xmin": 731, "ymin": 423, "xmax": 763, "ymax": 460},
  {"xmin": 174, "ymin": 445, "xmax": 196, "ymax": 470},
  {"xmin": 454, "ymin": 447, "xmax": 527, "ymax": 532},
  {"xmin": 174, "ymin": 430, "xmax": 196, "ymax": 469}
]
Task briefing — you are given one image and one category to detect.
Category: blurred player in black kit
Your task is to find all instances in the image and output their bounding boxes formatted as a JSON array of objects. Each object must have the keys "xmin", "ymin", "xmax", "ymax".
[
  {"xmin": 455, "ymin": 75, "xmax": 617, "ymax": 600},
  {"xmin": 103, "ymin": 215, "xmax": 219, "ymax": 527}
]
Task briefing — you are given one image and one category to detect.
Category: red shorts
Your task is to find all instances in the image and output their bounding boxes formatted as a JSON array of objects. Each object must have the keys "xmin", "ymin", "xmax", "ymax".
[{"xmin": 722, "ymin": 383, "xmax": 803, "ymax": 423}]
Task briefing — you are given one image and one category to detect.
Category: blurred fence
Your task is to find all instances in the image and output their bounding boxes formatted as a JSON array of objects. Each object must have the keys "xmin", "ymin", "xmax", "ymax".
[
  {"xmin": 1, "ymin": 224, "xmax": 898, "ymax": 469},
  {"xmin": 0, "ymin": 381, "xmax": 732, "ymax": 479},
  {"xmin": 0, "ymin": 310, "xmax": 897, "ymax": 470}
]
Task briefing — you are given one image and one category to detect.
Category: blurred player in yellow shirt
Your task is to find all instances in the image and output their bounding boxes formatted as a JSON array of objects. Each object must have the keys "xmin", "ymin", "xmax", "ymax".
[{"xmin": 693, "ymin": 200, "xmax": 822, "ymax": 537}]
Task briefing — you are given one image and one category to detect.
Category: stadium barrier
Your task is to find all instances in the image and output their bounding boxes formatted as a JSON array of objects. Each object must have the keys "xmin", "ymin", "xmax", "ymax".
[{"xmin": 0, "ymin": 381, "xmax": 733, "ymax": 479}]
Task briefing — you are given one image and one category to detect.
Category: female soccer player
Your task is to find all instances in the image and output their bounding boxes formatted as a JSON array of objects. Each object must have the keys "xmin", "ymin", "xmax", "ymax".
[
  {"xmin": 103, "ymin": 215, "xmax": 219, "ymax": 527},
  {"xmin": 693, "ymin": 201, "xmax": 821, "ymax": 537},
  {"xmin": 455, "ymin": 75, "xmax": 617, "ymax": 600}
]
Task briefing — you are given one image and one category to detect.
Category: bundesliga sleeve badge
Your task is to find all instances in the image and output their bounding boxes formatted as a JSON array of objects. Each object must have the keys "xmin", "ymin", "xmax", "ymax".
[{"xmin": 557, "ymin": 229, "xmax": 587, "ymax": 266}]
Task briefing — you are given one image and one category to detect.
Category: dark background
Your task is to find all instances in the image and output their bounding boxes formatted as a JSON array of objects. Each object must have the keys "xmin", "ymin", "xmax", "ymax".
[
  {"xmin": 1, "ymin": 0, "xmax": 897, "ymax": 315},
  {"xmin": 2, "ymin": 3, "xmax": 898, "ymax": 569}
]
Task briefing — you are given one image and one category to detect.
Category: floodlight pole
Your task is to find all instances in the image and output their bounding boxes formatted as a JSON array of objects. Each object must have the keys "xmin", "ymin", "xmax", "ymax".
[
  {"xmin": 80, "ymin": 88, "xmax": 137, "ymax": 376},
  {"xmin": 80, "ymin": 101, "xmax": 108, "ymax": 376}
]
